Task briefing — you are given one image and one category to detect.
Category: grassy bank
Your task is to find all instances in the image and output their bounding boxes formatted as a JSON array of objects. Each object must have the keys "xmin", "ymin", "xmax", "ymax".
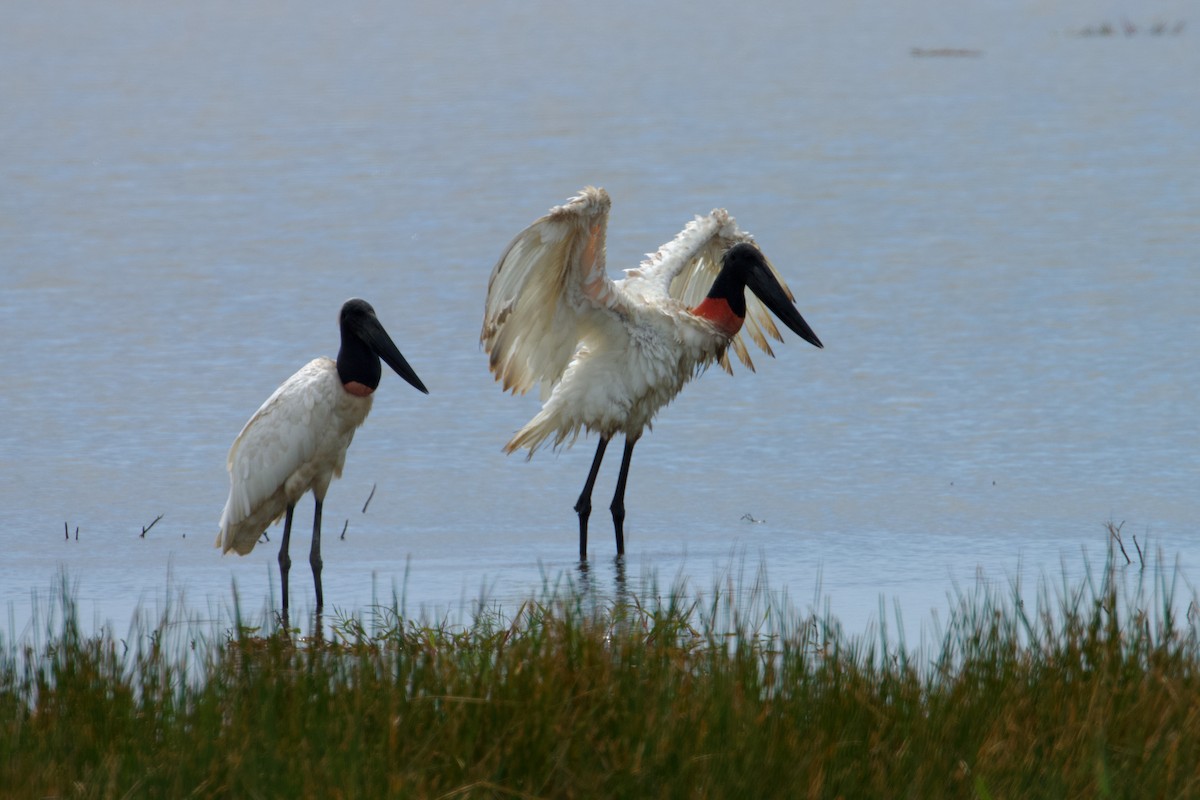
[{"xmin": 2, "ymin": 552, "xmax": 1199, "ymax": 799}]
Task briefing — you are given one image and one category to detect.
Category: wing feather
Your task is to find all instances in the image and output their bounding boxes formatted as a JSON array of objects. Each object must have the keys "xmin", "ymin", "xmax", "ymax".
[
  {"xmin": 624, "ymin": 208, "xmax": 797, "ymax": 374},
  {"xmin": 481, "ymin": 186, "xmax": 626, "ymax": 397},
  {"xmin": 216, "ymin": 359, "xmax": 335, "ymax": 555}
]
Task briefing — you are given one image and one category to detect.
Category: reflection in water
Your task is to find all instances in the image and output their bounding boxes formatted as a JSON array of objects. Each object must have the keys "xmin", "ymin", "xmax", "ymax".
[
  {"xmin": 575, "ymin": 559, "xmax": 591, "ymax": 597},
  {"xmin": 613, "ymin": 556, "xmax": 628, "ymax": 607},
  {"xmin": 574, "ymin": 555, "xmax": 629, "ymax": 610}
]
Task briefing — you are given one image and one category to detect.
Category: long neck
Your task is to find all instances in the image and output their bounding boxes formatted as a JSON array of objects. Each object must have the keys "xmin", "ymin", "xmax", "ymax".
[
  {"xmin": 336, "ymin": 336, "xmax": 381, "ymax": 395},
  {"xmin": 691, "ymin": 268, "xmax": 746, "ymax": 336}
]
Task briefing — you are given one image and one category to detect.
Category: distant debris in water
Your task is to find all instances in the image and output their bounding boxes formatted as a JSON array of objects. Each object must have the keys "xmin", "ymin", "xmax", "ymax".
[
  {"xmin": 1074, "ymin": 19, "xmax": 1185, "ymax": 37},
  {"xmin": 740, "ymin": 513, "xmax": 766, "ymax": 525},
  {"xmin": 911, "ymin": 47, "xmax": 982, "ymax": 58},
  {"xmin": 140, "ymin": 513, "xmax": 164, "ymax": 538}
]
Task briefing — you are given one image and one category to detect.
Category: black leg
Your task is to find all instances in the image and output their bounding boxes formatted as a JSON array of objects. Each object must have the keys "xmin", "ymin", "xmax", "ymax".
[
  {"xmin": 574, "ymin": 436, "xmax": 609, "ymax": 561},
  {"xmin": 310, "ymin": 497, "xmax": 324, "ymax": 612},
  {"xmin": 610, "ymin": 437, "xmax": 636, "ymax": 556},
  {"xmin": 278, "ymin": 504, "xmax": 295, "ymax": 623}
]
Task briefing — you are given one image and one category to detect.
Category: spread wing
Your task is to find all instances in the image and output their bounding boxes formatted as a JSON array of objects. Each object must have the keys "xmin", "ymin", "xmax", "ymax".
[
  {"xmin": 481, "ymin": 186, "xmax": 628, "ymax": 397},
  {"xmin": 623, "ymin": 209, "xmax": 794, "ymax": 374}
]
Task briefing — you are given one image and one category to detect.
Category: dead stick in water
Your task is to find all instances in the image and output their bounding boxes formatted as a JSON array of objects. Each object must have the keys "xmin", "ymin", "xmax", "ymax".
[
  {"xmin": 140, "ymin": 513, "xmax": 165, "ymax": 538},
  {"xmin": 1108, "ymin": 521, "xmax": 1130, "ymax": 565},
  {"xmin": 362, "ymin": 483, "xmax": 377, "ymax": 514},
  {"xmin": 340, "ymin": 519, "xmax": 349, "ymax": 541}
]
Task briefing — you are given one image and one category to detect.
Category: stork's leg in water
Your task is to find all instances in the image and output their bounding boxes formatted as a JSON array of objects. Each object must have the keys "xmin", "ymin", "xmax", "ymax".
[
  {"xmin": 609, "ymin": 437, "xmax": 637, "ymax": 556},
  {"xmin": 309, "ymin": 497, "xmax": 324, "ymax": 612},
  {"xmin": 574, "ymin": 436, "xmax": 610, "ymax": 560},
  {"xmin": 278, "ymin": 504, "xmax": 295, "ymax": 625}
]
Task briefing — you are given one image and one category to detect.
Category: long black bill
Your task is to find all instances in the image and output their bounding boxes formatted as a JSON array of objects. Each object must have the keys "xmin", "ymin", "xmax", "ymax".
[
  {"xmin": 745, "ymin": 259, "xmax": 824, "ymax": 349},
  {"xmin": 359, "ymin": 313, "xmax": 430, "ymax": 394}
]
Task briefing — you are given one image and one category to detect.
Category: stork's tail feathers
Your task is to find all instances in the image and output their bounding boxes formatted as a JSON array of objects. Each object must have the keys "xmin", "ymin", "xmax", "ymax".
[
  {"xmin": 503, "ymin": 408, "xmax": 584, "ymax": 457},
  {"xmin": 216, "ymin": 493, "xmax": 288, "ymax": 555}
]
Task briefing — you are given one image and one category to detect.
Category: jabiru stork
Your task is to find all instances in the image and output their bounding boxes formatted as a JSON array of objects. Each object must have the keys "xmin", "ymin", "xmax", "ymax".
[
  {"xmin": 481, "ymin": 187, "xmax": 823, "ymax": 559},
  {"xmin": 217, "ymin": 298, "xmax": 428, "ymax": 618}
]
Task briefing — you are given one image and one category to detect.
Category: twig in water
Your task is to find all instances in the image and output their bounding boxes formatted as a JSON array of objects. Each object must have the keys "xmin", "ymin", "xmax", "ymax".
[
  {"xmin": 140, "ymin": 513, "xmax": 165, "ymax": 538},
  {"xmin": 362, "ymin": 483, "xmax": 377, "ymax": 514},
  {"xmin": 740, "ymin": 513, "xmax": 765, "ymax": 524},
  {"xmin": 1108, "ymin": 520, "xmax": 1130, "ymax": 565},
  {"xmin": 64, "ymin": 522, "xmax": 69, "ymax": 541},
  {"xmin": 75, "ymin": 526, "xmax": 79, "ymax": 541},
  {"xmin": 1132, "ymin": 533, "xmax": 1145, "ymax": 569},
  {"xmin": 340, "ymin": 519, "xmax": 349, "ymax": 541}
]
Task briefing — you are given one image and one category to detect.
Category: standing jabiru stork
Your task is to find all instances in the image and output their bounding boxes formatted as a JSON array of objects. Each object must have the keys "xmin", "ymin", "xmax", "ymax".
[
  {"xmin": 217, "ymin": 298, "xmax": 428, "ymax": 619},
  {"xmin": 481, "ymin": 187, "xmax": 823, "ymax": 560}
]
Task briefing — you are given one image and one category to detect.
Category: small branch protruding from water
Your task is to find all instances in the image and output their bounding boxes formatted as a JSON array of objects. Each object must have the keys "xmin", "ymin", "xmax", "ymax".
[
  {"xmin": 140, "ymin": 513, "xmax": 165, "ymax": 538},
  {"xmin": 1132, "ymin": 533, "xmax": 1145, "ymax": 570},
  {"xmin": 362, "ymin": 483, "xmax": 377, "ymax": 514},
  {"xmin": 740, "ymin": 513, "xmax": 765, "ymax": 524},
  {"xmin": 64, "ymin": 522, "xmax": 69, "ymax": 541},
  {"xmin": 1108, "ymin": 520, "xmax": 1131, "ymax": 565},
  {"xmin": 340, "ymin": 520, "xmax": 349, "ymax": 541}
]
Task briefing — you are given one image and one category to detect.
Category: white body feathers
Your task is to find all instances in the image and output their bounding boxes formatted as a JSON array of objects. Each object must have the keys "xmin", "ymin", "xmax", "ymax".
[{"xmin": 216, "ymin": 357, "xmax": 373, "ymax": 555}]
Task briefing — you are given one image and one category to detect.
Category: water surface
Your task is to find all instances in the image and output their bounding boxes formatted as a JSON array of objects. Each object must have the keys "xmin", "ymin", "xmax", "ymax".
[{"xmin": 2, "ymin": 0, "xmax": 1197, "ymax": 639}]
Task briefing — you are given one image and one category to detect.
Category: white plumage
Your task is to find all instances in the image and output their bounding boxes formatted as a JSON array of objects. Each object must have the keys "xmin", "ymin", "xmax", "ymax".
[
  {"xmin": 217, "ymin": 298, "xmax": 428, "ymax": 616},
  {"xmin": 217, "ymin": 357, "xmax": 371, "ymax": 556},
  {"xmin": 482, "ymin": 187, "xmax": 823, "ymax": 558}
]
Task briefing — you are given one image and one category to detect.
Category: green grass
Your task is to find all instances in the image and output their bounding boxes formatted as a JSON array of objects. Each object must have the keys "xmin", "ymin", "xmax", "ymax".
[{"xmin": 2, "ymin": 548, "xmax": 1199, "ymax": 799}]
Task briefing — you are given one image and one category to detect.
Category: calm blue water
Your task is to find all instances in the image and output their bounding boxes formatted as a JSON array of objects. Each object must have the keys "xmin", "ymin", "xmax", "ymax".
[{"xmin": 2, "ymin": 0, "xmax": 1197, "ymax": 641}]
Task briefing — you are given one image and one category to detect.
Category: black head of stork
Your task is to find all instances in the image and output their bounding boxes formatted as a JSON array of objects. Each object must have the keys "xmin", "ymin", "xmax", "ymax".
[
  {"xmin": 336, "ymin": 298, "xmax": 429, "ymax": 395},
  {"xmin": 705, "ymin": 242, "xmax": 824, "ymax": 350}
]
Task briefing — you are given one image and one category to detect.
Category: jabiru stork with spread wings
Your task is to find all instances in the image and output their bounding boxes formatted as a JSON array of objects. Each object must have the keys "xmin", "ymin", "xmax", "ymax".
[{"xmin": 482, "ymin": 187, "xmax": 823, "ymax": 559}]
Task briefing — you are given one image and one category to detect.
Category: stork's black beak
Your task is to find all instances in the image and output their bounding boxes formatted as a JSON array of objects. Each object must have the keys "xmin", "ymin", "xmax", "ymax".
[
  {"xmin": 361, "ymin": 315, "xmax": 429, "ymax": 394},
  {"xmin": 743, "ymin": 255, "xmax": 824, "ymax": 349}
]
